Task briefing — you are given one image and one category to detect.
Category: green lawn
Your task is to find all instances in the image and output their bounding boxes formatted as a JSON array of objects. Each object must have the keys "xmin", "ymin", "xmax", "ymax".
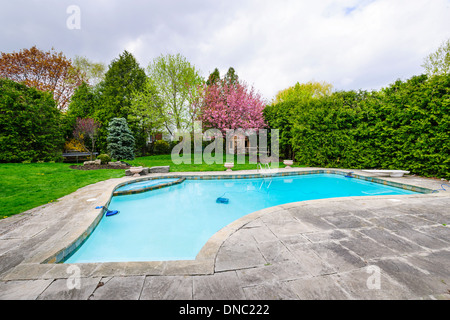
[
  {"xmin": 1, "ymin": 155, "xmax": 302, "ymax": 218},
  {"xmin": 0, "ymin": 163, "xmax": 125, "ymax": 218},
  {"xmin": 128, "ymin": 154, "xmax": 292, "ymax": 172}
]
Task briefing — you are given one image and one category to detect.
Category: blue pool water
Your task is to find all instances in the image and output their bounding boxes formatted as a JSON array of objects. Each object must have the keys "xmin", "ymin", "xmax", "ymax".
[{"xmin": 65, "ymin": 174, "xmax": 416, "ymax": 263}]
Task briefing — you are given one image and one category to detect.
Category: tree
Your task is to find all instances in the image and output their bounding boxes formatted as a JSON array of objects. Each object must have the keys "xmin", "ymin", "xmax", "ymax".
[
  {"xmin": 95, "ymin": 50, "xmax": 147, "ymax": 151},
  {"xmin": 72, "ymin": 118, "xmax": 101, "ymax": 160},
  {"xmin": 224, "ymin": 67, "xmax": 238, "ymax": 85},
  {"xmin": 0, "ymin": 46, "xmax": 86, "ymax": 110},
  {"xmin": 129, "ymin": 78, "xmax": 165, "ymax": 154},
  {"xmin": 422, "ymin": 39, "xmax": 450, "ymax": 77},
  {"xmin": 73, "ymin": 55, "xmax": 106, "ymax": 86},
  {"xmin": 97, "ymin": 50, "xmax": 146, "ymax": 120},
  {"xmin": 147, "ymin": 53, "xmax": 204, "ymax": 134},
  {"xmin": 106, "ymin": 118, "xmax": 135, "ymax": 160},
  {"xmin": 195, "ymin": 78, "xmax": 267, "ymax": 134},
  {"xmin": 272, "ymin": 81, "xmax": 333, "ymax": 105},
  {"xmin": 206, "ymin": 68, "xmax": 220, "ymax": 86},
  {"xmin": 67, "ymin": 82, "xmax": 97, "ymax": 119},
  {"xmin": 0, "ymin": 78, "xmax": 64, "ymax": 162}
]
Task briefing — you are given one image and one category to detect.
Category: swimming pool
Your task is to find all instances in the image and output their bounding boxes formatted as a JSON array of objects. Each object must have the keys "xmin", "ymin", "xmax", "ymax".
[{"xmin": 64, "ymin": 173, "xmax": 417, "ymax": 263}]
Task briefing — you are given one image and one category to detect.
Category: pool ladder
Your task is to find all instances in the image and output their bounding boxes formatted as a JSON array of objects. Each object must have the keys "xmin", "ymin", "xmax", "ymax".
[{"xmin": 258, "ymin": 163, "xmax": 273, "ymax": 190}]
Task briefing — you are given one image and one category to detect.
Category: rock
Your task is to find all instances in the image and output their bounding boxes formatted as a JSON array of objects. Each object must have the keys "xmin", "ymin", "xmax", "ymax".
[
  {"xmin": 83, "ymin": 159, "xmax": 101, "ymax": 166},
  {"xmin": 108, "ymin": 161, "xmax": 125, "ymax": 167},
  {"xmin": 125, "ymin": 167, "xmax": 149, "ymax": 176},
  {"xmin": 150, "ymin": 166, "xmax": 170, "ymax": 173}
]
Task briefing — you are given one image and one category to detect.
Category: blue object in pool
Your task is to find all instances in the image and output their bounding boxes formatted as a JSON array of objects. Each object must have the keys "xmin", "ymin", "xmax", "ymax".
[
  {"xmin": 216, "ymin": 197, "xmax": 229, "ymax": 204},
  {"xmin": 105, "ymin": 210, "xmax": 119, "ymax": 217}
]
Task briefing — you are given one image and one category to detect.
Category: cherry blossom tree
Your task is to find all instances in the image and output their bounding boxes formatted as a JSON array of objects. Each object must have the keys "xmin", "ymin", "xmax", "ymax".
[{"xmin": 195, "ymin": 79, "xmax": 267, "ymax": 134}]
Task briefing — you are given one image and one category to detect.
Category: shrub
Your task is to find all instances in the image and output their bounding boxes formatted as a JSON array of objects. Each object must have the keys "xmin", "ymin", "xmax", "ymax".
[
  {"xmin": 96, "ymin": 154, "xmax": 111, "ymax": 164},
  {"xmin": 106, "ymin": 118, "xmax": 135, "ymax": 160},
  {"xmin": 153, "ymin": 140, "xmax": 171, "ymax": 155}
]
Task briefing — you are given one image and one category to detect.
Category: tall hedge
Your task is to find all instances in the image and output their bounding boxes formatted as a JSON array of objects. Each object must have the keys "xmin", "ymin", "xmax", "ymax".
[
  {"xmin": 265, "ymin": 74, "xmax": 450, "ymax": 179},
  {"xmin": 0, "ymin": 78, "xmax": 64, "ymax": 162}
]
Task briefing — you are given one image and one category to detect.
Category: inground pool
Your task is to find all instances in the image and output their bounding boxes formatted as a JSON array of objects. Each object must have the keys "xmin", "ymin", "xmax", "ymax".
[{"xmin": 64, "ymin": 173, "xmax": 418, "ymax": 263}]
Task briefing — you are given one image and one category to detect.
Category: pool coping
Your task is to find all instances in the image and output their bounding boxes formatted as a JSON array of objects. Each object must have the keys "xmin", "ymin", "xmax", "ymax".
[{"xmin": 2, "ymin": 168, "xmax": 446, "ymax": 281}]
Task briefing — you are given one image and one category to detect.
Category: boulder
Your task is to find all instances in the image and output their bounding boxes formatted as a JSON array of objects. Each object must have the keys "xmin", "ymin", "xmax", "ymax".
[
  {"xmin": 109, "ymin": 161, "xmax": 126, "ymax": 167},
  {"xmin": 83, "ymin": 159, "xmax": 101, "ymax": 166},
  {"xmin": 125, "ymin": 167, "xmax": 149, "ymax": 176},
  {"xmin": 150, "ymin": 166, "xmax": 170, "ymax": 173}
]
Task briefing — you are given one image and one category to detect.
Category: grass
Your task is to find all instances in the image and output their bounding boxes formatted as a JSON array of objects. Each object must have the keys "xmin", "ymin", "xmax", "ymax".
[
  {"xmin": 128, "ymin": 154, "xmax": 300, "ymax": 172},
  {"xmin": 0, "ymin": 163, "xmax": 125, "ymax": 218},
  {"xmin": 1, "ymin": 155, "xmax": 303, "ymax": 218}
]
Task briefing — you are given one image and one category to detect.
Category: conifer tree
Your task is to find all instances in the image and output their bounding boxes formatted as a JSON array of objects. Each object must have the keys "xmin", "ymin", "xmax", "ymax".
[{"xmin": 106, "ymin": 118, "xmax": 135, "ymax": 160}]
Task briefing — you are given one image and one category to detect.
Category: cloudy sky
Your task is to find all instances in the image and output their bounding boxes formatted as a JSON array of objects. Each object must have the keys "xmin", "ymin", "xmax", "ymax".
[{"xmin": 1, "ymin": 0, "xmax": 449, "ymax": 101}]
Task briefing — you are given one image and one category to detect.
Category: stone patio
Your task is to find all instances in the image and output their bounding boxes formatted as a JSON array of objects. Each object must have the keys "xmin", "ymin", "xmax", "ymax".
[{"xmin": 0, "ymin": 168, "xmax": 449, "ymax": 300}]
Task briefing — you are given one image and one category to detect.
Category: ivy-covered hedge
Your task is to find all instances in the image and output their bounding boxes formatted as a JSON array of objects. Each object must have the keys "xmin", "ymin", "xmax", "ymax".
[
  {"xmin": 0, "ymin": 78, "xmax": 64, "ymax": 162},
  {"xmin": 264, "ymin": 74, "xmax": 450, "ymax": 179}
]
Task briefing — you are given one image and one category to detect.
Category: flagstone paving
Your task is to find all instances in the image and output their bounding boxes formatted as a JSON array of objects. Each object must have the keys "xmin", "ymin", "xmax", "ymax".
[{"xmin": 0, "ymin": 169, "xmax": 449, "ymax": 300}]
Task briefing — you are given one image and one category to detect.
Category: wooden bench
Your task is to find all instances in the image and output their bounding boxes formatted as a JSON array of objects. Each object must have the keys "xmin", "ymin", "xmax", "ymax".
[{"xmin": 62, "ymin": 152, "xmax": 99, "ymax": 163}]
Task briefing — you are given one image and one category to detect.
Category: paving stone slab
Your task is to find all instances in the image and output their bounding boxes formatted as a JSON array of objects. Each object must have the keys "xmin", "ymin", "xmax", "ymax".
[
  {"xmin": 360, "ymin": 228, "xmax": 425, "ymax": 254},
  {"xmin": 393, "ymin": 214, "xmax": 437, "ymax": 228},
  {"xmin": 37, "ymin": 277, "xmax": 101, "ymax": 300},
  {"xmin": 368, "ymin": 217, "xmax": 413, "ymax": 231},
  {"xmin": 242, "ymin": 223, "xmax": 279, "ymax": 243},
  {"xmin": 140, "ymin": 276, "xmax": 193, "ymax": 300},
  {"xmin": 88, "ymin": 276, "xmax": 145, "ymax": 300},
  {"xmin": 283, "ymin": 243, "xmax": 337, "ymax": 277},
  {"xmin": 323, "ymin": 214, "xmax": 372, "ymax": 229},
  {"xmin": 339, "ymin": 231, "xmax": 397, "ymax": 260},
  {"xmin": 301, "ymin": 230, "xmax": 349, "ymax": 243},
  {"xmin": 334, "ymin": 267, "xmax": 415, "ymax": 300},
  {"xmin": 375, "ymin": 258, "xmax": 449, "ymax": 297},
  {"xmin": 193, "ymin": 271, "xmax": 246, "ymax": 300},
  {"xmin": 236, "ymin": 261, "xmax": 310, "ymax": 286},
  {"xmin": 417, "ymin": 225, "xmax": 450, "ymax": 244},
  {"xmin": 215, "ymin": 230, "xmax": 267, "ymax": 272},
  {"xmin": 308, "ymin": 242, "xmax": 367, "ymax": 273},
  {"xmin": 405, "ymin": 250, "xmax": 450, "ymax": 280},
  {"xmin": 288, "ymin": 213, "xmax": 336, "ymax": 231},
  {"xmin": 243, "ymin": 281, "xmax": 300, "ymax": 300},
  {"xmin": 0, "ymin": 280, "xmax": 52, "ymax": 300},
  {"xmin": 286, "ymin": 275, "xmax": 352, "ymax": 300},
  {"xmin": 392, "ymin": 228, "xmax": 450, "ymax": 251},
  {"xmin": 257, "ymin": 240, "xmax": 296, "ymax": 264}
]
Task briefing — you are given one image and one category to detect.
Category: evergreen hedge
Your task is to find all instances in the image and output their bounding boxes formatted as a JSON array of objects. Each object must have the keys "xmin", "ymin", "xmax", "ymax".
[
  {"xmin": 0, "ymin": 78, "xmax": 64, "ymax": 162},
  {"xmin": 264, "ymin": 74, "xmax": 450, "ymax": 179}
]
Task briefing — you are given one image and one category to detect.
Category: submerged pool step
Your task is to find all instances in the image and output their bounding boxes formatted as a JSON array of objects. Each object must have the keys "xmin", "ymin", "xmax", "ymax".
[{"xmin": 113, "ymin": 178, "xmax": 185, "ymax": 196}]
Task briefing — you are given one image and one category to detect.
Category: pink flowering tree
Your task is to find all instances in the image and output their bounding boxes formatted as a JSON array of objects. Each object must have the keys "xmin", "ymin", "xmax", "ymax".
[{"xmin": 195, "ymin": 79, "xmax": 267, "ymax": 135}]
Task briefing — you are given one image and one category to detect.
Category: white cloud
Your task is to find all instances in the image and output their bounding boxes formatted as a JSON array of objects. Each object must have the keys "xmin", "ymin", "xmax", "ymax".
[{"xmin": 1, "ymin": 0, "xmax": 449, "ymax": 100}]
